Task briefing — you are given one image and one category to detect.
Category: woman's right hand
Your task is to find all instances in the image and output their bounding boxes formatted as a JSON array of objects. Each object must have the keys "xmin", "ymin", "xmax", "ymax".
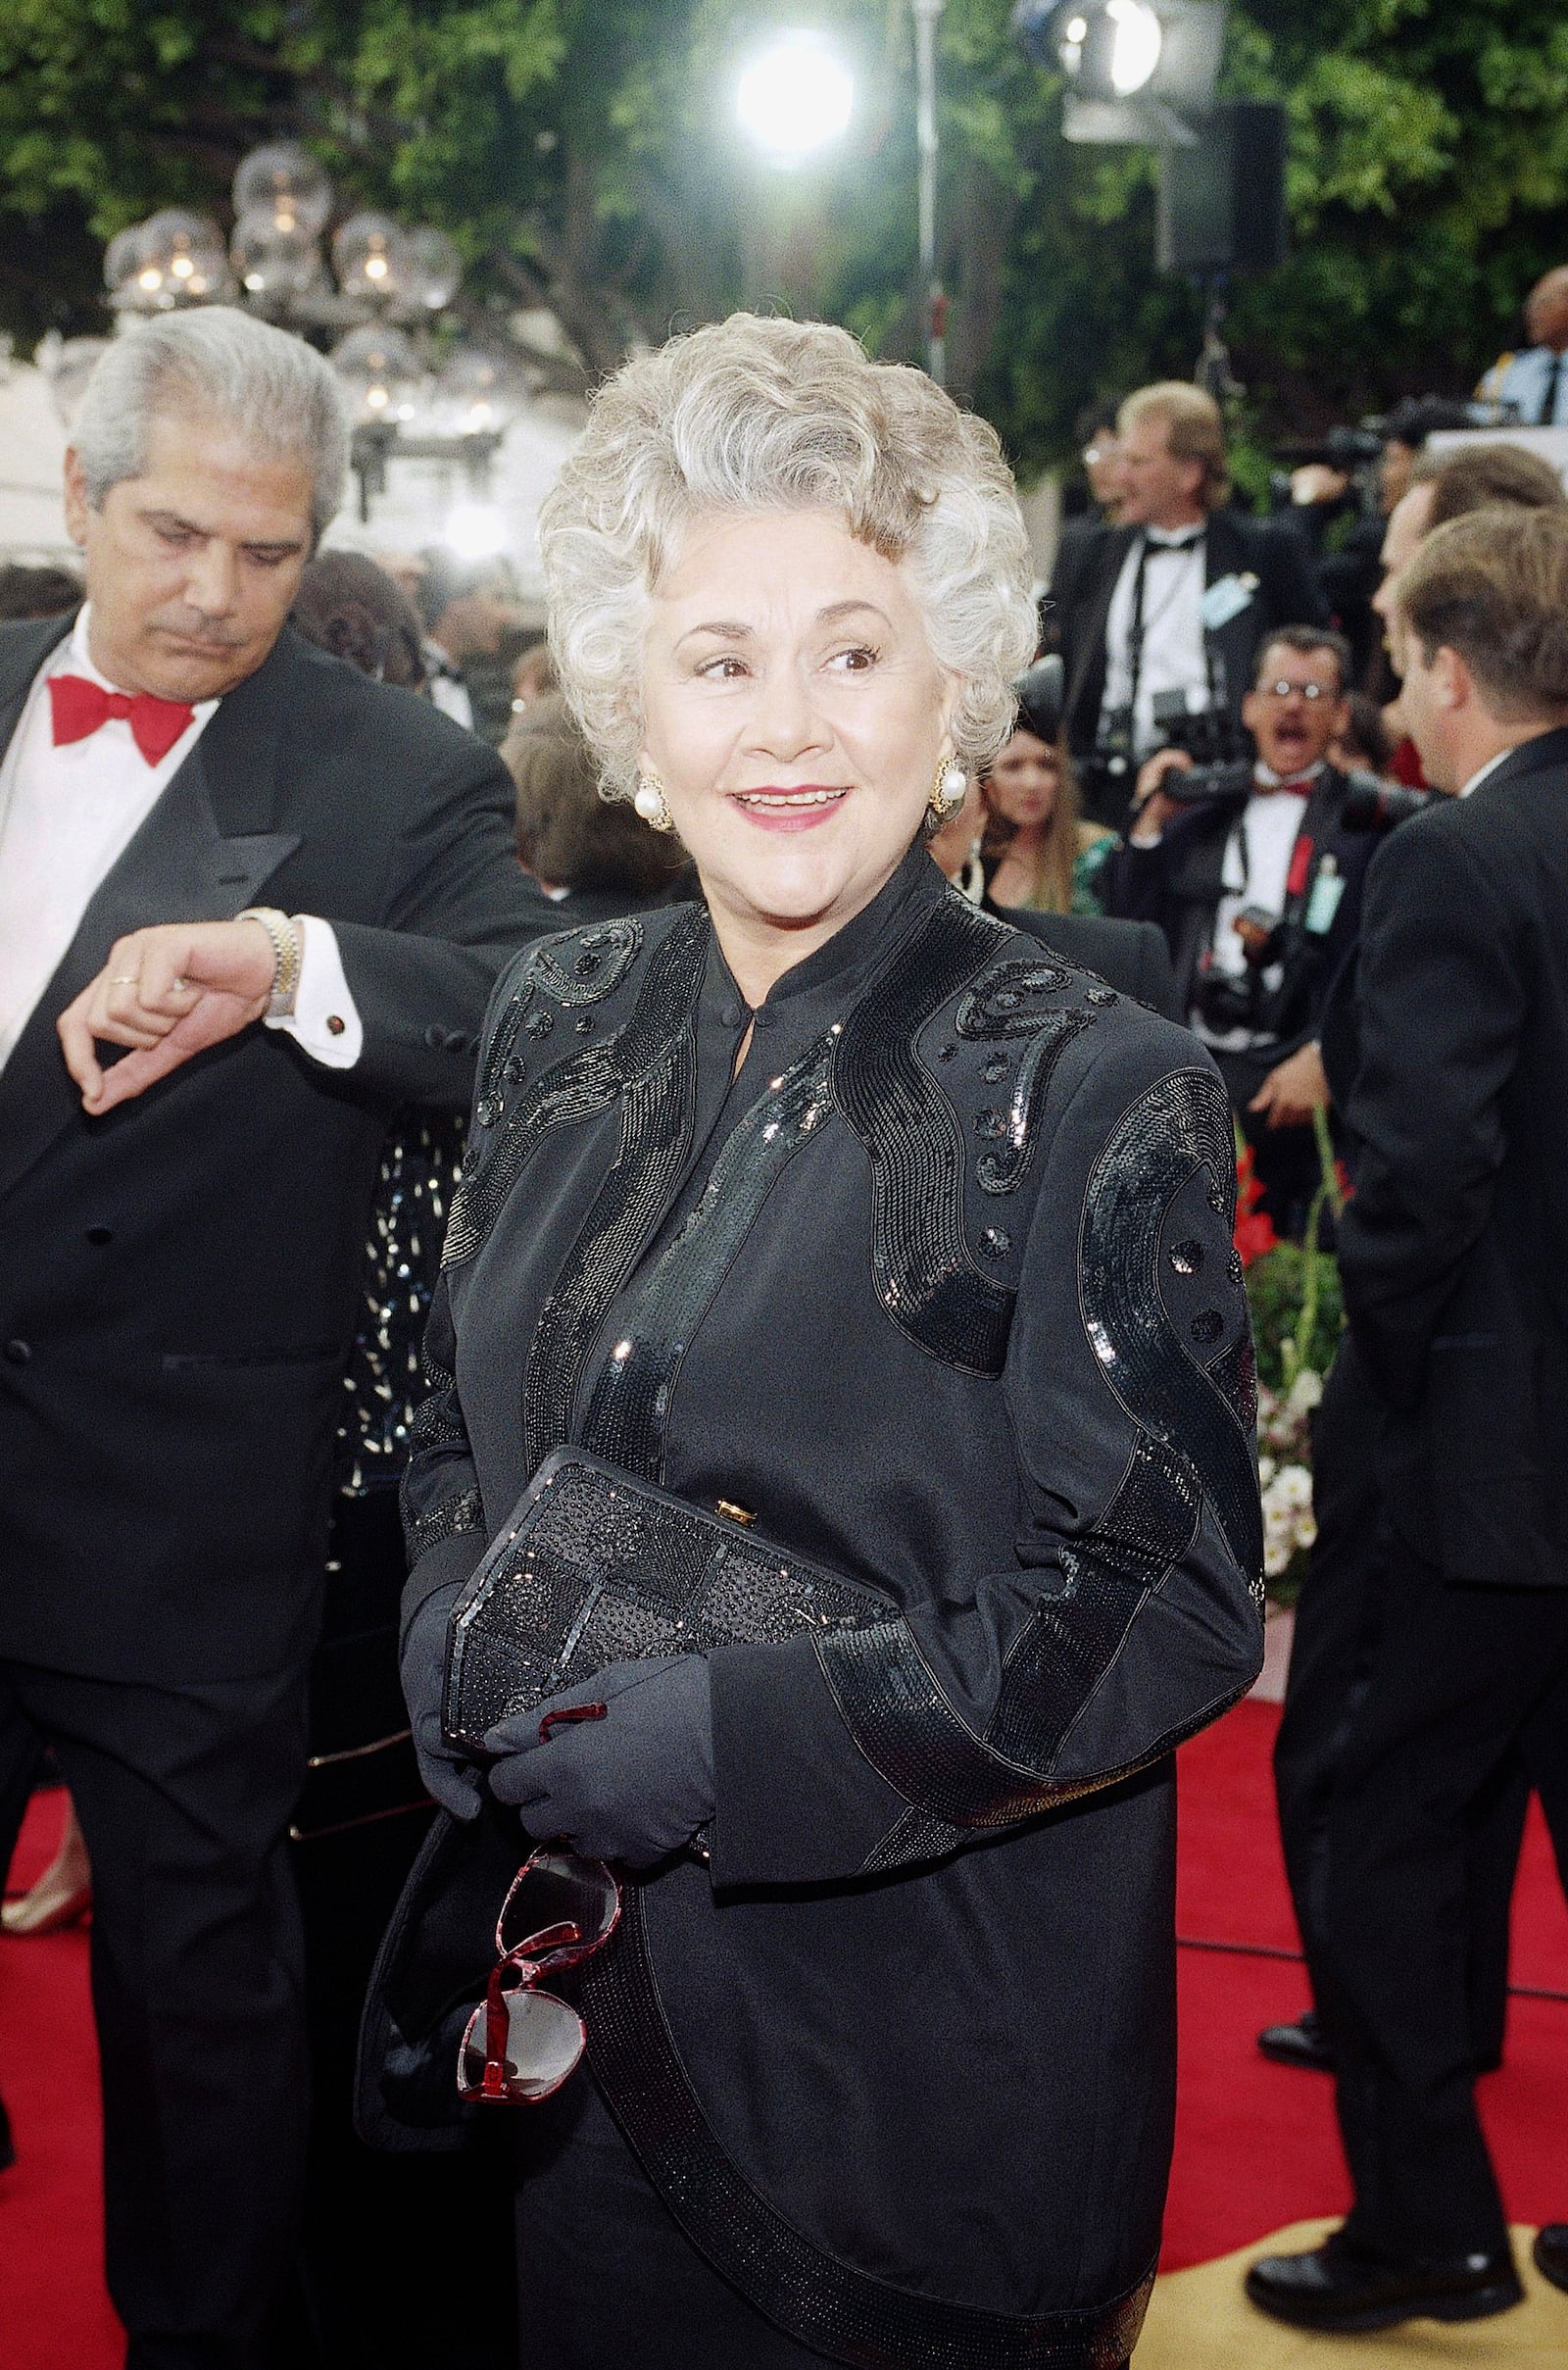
[{"xmin": 400, "ymin": 1587, "xmax": 485, "ymax": 1821}]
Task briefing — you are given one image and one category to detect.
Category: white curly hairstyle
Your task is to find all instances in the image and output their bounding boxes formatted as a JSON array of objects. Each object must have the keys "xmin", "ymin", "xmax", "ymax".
[{"xmin": 539, "ymin": 314, "xmax": 1039, "ymax": 801}]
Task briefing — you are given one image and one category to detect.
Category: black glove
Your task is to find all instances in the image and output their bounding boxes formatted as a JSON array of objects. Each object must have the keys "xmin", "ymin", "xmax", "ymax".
[
  {"xmin": 400, "ymin": 1586, "xmax": 483, "ymax": 1823},
  {"xmin": 484, "ymin": 1655, "xmax": 714, "ymax": 1868}
]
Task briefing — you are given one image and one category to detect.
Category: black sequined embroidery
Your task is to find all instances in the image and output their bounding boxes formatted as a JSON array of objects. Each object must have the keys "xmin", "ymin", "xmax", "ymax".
[
  {"xmin": 954, "ymin": 963, "xmax": 1095, "ymax": 1198},
  {"xmin": 446, "ymin": 913, "xmax": 704, "ymax": 1273},
  {"xmin": 582, "ymin": 1889, "xmax": 1156, "ymax": 2370},
  {"xmin": 831, "ymin": 899, "xmax": 1027, "ymax": 1375},
  {"xmin": 1079, "ymin": 1067, "xmax": 1262, "ymax": 1595},
  {"xmin": 408, "ymin": 1485, "xmax": 483, "ymax": 1557},
  {"xmin": 582, "ymin": 1037, "xmax": 838, "ymax": 1481}
]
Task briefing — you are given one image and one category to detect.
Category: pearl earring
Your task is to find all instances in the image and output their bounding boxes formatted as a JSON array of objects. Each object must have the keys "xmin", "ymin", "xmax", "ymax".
[
  {"xmin": 930, "ymin": 758, "xmax": 968, "ymax": 818},
  {"xmin": 633, "ymin": 773, "xmax": 674, "ymax": 832}
]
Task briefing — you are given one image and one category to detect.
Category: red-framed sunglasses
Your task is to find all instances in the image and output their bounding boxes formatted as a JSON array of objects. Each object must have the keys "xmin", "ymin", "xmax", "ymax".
[{"xmin": 458, "ymin": 1848, "xmax": 621, "ymax": 2105}]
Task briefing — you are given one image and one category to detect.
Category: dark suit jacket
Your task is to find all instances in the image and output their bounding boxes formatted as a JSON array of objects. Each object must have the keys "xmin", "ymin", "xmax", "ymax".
[
  {"xmin": 1049, "ymin": 508, "xmax": 1333, "ymax": 769},
  {"xmin": 1330, "ymin": 729, "xmax": 1568, "ymax": 1587},
  {"xmin": 1105, "ymin": 765, "xmax": 1375, "ymax": 1064},
  {"xmin": 985, "ymin": 899, "xmax": 1184, "ymax": 1022},
  {"xmin": 0, "ymin": 615, "xmax": 547, "ymax": 1683}
]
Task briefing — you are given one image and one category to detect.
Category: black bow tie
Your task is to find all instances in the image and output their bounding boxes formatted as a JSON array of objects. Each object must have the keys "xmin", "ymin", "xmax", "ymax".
[{"xmin": 1145, "ymin": 528, "xmax": 1204, "ymax": 552}]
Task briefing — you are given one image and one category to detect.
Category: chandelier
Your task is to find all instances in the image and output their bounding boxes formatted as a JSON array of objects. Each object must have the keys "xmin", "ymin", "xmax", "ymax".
[{"xmin": 101, "ymin": 143, "xmax": 525, "ymax": 520}]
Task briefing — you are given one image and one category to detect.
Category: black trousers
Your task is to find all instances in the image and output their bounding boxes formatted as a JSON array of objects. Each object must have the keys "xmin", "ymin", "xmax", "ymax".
[
  {"xmin": 1275, "ymin": 1344, "xmax": 1526, "ymax": 2071},
  {"xmin": 1300, "ymin": 1518, "xmax": 1568, "ymax": 2260},
  {"xmin": 0, "ymin": 1656, "xmax": 312, "ymax": 2370}
]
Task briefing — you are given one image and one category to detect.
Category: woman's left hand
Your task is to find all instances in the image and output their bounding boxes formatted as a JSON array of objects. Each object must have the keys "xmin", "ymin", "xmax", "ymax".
[{"xmin": 484, "ymin": 1656, "xmax": 714, "ymax": 1868}]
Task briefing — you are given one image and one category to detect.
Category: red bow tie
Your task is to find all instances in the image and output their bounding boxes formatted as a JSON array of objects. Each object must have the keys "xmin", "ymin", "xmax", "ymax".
[{"xmin": 48, "ymin": 673, "xmax": 196, "ymax": 766}]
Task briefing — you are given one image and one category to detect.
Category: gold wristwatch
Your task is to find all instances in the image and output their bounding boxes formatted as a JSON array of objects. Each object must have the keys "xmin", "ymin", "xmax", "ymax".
[{"xmin": 236, "ymin": 907, "xmax": 303, "ymax": 1018}]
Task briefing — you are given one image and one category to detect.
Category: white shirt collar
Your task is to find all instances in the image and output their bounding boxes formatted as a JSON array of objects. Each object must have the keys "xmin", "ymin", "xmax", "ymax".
[
  {"xmin": 1252, "ymin": 759, "xmax": 1324, "ymax": 792},
  {"xmin": 1145, "ymin": 523, "xmax": 1206, "ymax": 549},
  {"xmin": 1459, "ymin": 749, "xmax": 1511, "ymax": 800}
]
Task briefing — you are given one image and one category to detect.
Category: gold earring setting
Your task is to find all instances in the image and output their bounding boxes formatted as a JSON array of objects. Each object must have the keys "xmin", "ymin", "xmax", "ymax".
[
  {"xmin": 930, "ymin": 757, "xmax": 968, "ymax": 819},
  {"xmin": 633, "ymin": 772, "xmax": 675, "ymax": 832}
]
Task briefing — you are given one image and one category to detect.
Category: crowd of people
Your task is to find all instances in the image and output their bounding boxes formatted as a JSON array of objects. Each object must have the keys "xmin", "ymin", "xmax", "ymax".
[{"xmin": 0, "ymin": 282, "xmax": 1564, "ymax": 2370}]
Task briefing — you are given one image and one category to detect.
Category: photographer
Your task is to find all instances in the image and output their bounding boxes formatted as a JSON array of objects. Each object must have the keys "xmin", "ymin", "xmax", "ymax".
[
  {"xmin": 1106, "ymin": 626, "xmax": 1374, "ymax": 1234},
  {"xmin": 1050, "ymin": 381, "xmax": 1329, "ymax": 830}
]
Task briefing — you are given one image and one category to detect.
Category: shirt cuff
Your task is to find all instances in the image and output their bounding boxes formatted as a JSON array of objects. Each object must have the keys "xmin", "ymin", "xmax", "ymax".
[{"xmin": 264, "ymin": 915, "xmax": 363, "ymax": 1068}]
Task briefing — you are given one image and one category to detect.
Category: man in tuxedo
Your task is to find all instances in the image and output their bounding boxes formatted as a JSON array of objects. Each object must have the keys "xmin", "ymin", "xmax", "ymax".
[
  {"xmin": 1247, "ymin": 506, "xmax": 1568, "ymax": 2334},
  {"xmin": 0, "ymin": 309, "xmax": 540, "ymax": 2367},
  {"xmin": 1105, "ymin": 626, "xmax": 1374, "ymax": 1234},
  {"xmin": 1048, "ymin": 380, "xmax": 1330, "ymax": 828}
]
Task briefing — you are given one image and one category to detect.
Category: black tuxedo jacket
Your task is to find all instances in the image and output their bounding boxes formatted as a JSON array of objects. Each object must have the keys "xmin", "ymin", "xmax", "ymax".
[
  {"xmin": 1330, "ymin": 730, "xmax": 1568, "ymax": 1587},
  {"xmin": 1049, "ymin": 508, "xmax": 1332, "ymax": 765},
  {"xmin": 0, "ymin": 615, "xmax": 547, "ymax": 1683},
  {"xmin": 1104, "ymin": 765, "xmax": 1374, "ymax": 1060}
]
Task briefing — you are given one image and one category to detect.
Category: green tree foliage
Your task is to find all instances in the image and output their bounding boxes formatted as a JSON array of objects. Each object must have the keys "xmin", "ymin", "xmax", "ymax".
[{"xmin": 3, "ymin": 0, "xmax": 1567, "ymax": 476}]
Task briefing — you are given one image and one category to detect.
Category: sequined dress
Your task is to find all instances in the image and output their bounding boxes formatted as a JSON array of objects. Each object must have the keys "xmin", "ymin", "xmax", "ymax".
[{"xmin": 371, "ymin": 847, "xmax": 1264, "ymax": 2367}]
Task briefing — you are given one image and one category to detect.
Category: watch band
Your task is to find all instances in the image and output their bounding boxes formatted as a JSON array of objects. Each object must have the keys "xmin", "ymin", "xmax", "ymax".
[{"xmin": 236, "ymin": 907, "xmax": 303, "ymax": 1019}]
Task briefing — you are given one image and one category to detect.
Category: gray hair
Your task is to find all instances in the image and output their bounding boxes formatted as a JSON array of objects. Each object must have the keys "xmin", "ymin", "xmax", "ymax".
[
  {"xmin": 72, "ymin": 310, "xmax": 349, "ymax": 545},
  {"xmin": 540, "ymin": 314, "xmax": 1038, "ymax": 799}
]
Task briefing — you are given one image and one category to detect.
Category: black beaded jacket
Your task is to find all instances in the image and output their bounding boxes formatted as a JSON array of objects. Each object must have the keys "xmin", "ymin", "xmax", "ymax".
[{"xmin": 364, "ymin": 846, "xmax": 1264, "ymax": 2369}]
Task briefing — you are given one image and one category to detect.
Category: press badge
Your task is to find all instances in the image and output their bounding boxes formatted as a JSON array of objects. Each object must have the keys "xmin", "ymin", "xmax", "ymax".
[
  {"xmin": 1304, "ymin": 858, "xmax": 1345, "ymax": 934},
  {"xmin": 1200, "ymin": 572, "xmax": 1257, "ymax": 631}
]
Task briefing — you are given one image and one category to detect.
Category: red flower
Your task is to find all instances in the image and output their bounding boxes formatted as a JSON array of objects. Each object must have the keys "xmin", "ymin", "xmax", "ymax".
[
  {"xmin": 1234, "ymin": 1146, "xmax": 1279, "ymax": 1266},
  {"xmin": 1235, "ymin": 1209, "xmax": 1280, "ymax": 1267},
  {"xmin": 1334, "ymin": 1160, "xmax": 1354, "ymax": 1205}
]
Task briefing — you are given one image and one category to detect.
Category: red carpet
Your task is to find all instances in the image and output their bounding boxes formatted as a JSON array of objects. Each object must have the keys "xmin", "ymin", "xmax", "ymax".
[
  {"xmin": 1, "ymin": 1705, "xmax": 1564, "ymax": 2364},
  {"xmin": 1163, "ymin": 1697, "xmax": 1568, "ymax": 2269}
]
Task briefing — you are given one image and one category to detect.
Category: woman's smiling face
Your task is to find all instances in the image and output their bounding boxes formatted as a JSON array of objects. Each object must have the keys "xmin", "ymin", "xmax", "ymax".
[{"xmin": 638, "ymin": 508, "xmax": 953, "ymax": 967}]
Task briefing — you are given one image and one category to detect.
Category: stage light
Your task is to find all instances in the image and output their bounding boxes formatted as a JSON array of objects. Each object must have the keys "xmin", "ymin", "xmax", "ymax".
[
  {"xmin": 1013, "ymin": 0, "xmax": 1162, "ymax": 98},
  {"xmin": 736, "ymin": 30, "xmax": 855, "ymax": 164}
]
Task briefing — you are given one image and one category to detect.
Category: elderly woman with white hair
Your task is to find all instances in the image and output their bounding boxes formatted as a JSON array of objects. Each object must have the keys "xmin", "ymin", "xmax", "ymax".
[{"xmin": 368, "ymin": 315, "xmax": 1263, "ymax": 2369}]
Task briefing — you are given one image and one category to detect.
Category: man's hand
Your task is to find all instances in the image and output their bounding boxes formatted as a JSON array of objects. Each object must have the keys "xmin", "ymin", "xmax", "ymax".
[
  {"xmin": 1250, "ymin": 1040, "xmax": 1330, "ymax": 1130},
  {"xmin": 58, "ymin": 918, "xmax": 281, "ymax": 1114},
  {"xmin": 1129, "ymin": 746, "xmax": 1195, "ymax": 843}
]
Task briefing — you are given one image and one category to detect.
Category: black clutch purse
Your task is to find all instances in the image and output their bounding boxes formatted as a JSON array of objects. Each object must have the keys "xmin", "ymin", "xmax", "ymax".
[{"xmin": 442, "ymin": 1447, "xmax": 892, "ymax": 1753}]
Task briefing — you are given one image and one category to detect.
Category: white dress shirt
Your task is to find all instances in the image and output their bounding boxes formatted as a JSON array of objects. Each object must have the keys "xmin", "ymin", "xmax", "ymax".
[
  {"xmin": 1102, "ymin": 527, "xmax": 1211, "ymax": 758},
  {"xmin": 1192, "ymin": 779, "xmax": 1310, "ymax": 1051},
  {"xmin": 0, "ymin": 609, "xmax": 362, "ymax": 1072}
]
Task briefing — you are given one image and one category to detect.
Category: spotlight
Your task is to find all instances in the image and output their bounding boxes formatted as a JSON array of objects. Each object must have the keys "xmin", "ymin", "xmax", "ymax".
[
  {"xmin": 736, "ymin": 30, "xmax": 855, "ymax": 164},
  {"xmin": 1011, "ymin": 0, "xmax": 1225, "ymax": 138}
]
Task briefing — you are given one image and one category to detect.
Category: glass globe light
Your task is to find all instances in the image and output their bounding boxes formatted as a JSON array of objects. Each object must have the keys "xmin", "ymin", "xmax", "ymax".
[
  {"xmin": 231, "ymin": 208, "xmax": 324, "ymax": 301},
  {"xmin": 129, "ymin": 209, "xmax": 233, "ymax": 306},
  {"xmin": 44, "ymin": 336, "xmax": 115, "ymax": 428},
  {"xmin": 403, "ymin": 226, "xmax": 464, "ymax": 313},
  {"xmin": 330, "ymin": 323, "xmax": 420, "ymax": 424},
  {"xmin": 232, "ymin": 142, "xmax": 334, "ymax": 240},
  {"xmin": 434, "ymin": 345, "xmax": 516, "ymax": 436},
  {"xmin": 331, "ymin": 213, "xmax": 414, "ymax": 305},
  {"xmin": 103, "ymin": 223, "xmax": 150, "ymax": 298}
]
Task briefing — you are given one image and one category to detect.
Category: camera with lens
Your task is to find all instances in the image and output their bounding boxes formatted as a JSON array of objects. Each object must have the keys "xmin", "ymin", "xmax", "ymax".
[
  {"xmin": 1012, "ymin": 653, "xmax": 1064, "ymax": 744},
  {"xmin": 1159, "ymin": 757, "xmax": 1254, "ymax": 808},
  {"xmin": 1149, "ymin": 688, "xmax": 1242, "ymax": 769},
  {"xmin": 1340, "ymin": 772, "xmax": 1438, "ymax": 831}
]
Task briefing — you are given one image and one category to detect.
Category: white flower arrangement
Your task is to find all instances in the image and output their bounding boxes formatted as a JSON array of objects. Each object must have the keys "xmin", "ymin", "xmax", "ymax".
[{"xmin": 1256, "ymin": 1369, "xmax": 1324, "ymax": 1581}]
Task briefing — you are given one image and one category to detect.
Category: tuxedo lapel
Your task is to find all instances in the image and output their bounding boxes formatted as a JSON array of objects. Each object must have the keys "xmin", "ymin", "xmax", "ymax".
[
  {"xmin": 0, "ymin": 628, "xmax": 306, "ymax": 1206},
  {"xmin": 1065, "ymin": 526, "xmax": 1135, "ymax": 741},
  {"xmin": 1200, "ymin": 514, "xmax": 1259, "ymax": 717},
  {"xmin": 0, "ymin": 613, "xmax": 75, "ymax": 764}
]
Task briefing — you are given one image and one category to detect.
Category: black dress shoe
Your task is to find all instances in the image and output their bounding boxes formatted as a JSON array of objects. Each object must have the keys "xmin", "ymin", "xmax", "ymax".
[
  {"xmin": 1535, "ymin": 2225, "xmax": 1568, "ymax": 2295},
  {"xmin": 1246, "ymin": 2233, "xmax": 1523, "ymax": 2332},
  {"xmin": 1257, "ymin": 2007, "xmax": 1335, "ymax": 2072}
]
